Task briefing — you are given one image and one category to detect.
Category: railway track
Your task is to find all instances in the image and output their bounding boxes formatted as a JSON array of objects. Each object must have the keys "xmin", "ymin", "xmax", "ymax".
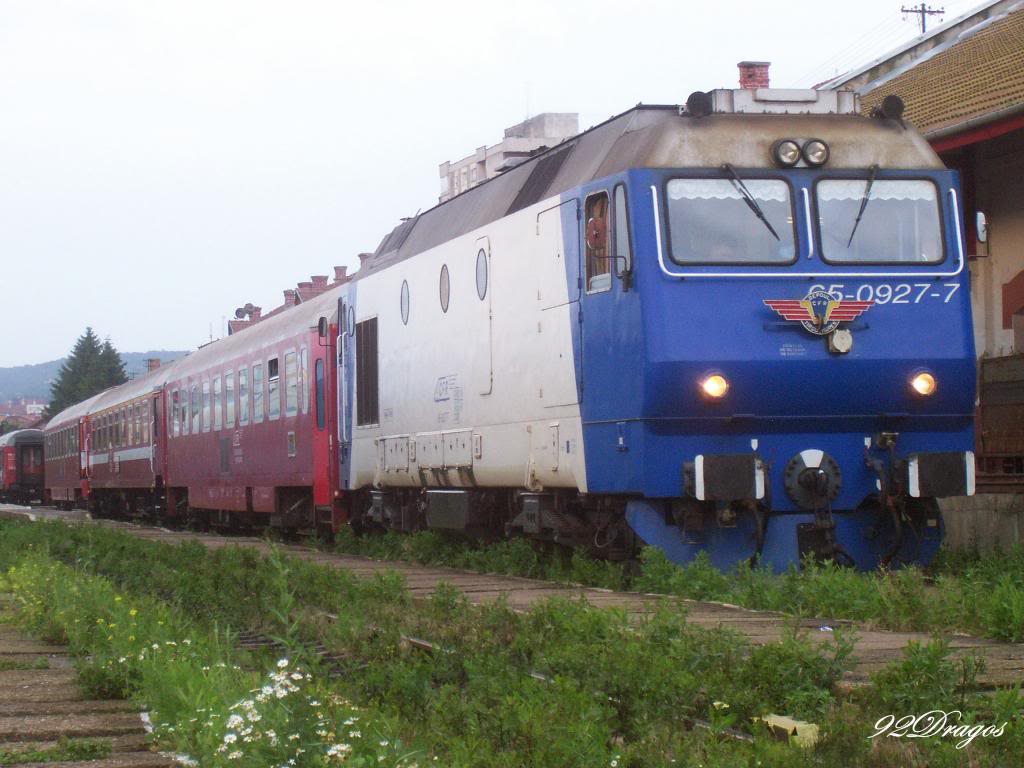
[
  {"xmin": 3, "ymin": 504, "xmax": 1024, "ymax": 689},
  {"xmin": 0, "ymin": 593, "xmax": 175, "ymax": 768}
]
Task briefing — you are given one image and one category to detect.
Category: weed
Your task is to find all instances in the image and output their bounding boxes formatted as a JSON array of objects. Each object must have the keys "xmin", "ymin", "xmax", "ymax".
[{"xmin": 0, "ymin": 736, "xmax": 112, "ymax": 765}]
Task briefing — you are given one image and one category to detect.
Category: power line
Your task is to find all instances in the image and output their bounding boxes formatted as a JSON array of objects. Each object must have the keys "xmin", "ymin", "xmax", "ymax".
[{"xmin": 901, "ymin": 3, "xmax": 945, "ymax": 33}]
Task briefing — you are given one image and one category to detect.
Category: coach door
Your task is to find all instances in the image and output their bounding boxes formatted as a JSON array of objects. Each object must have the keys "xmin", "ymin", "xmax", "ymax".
[
  {"xmin": 311, "ymin": 324, "xmax": 334, "ymax": 511},
  {"xmin": 79, "ymin": 419, "xmax": 90, "ymax": 479},
  {"xmin": 536, "ymin": 199, "xmax": 581, "ymax": 407},
  {"xmin": 336, "ymin": 297, "xmax": 354, "ymax": 489}
]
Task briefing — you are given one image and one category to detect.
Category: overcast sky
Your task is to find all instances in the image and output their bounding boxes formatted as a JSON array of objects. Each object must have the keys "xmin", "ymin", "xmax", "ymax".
[{"xmin": 0, "ymin": 0, "xmax": 984, "ymax": 366}]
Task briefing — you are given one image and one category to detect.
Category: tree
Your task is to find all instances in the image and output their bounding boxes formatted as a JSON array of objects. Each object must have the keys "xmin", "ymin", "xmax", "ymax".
[
  {"xmin": 45, "ymin": 329, "xmax": 128, "ymax": 418},
  {"xmin": 99, "ymin": 338, "xmax": 128, "ymax": 390}
]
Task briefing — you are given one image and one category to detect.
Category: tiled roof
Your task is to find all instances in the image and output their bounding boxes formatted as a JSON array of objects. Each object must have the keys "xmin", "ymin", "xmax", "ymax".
[{"xmin": 861, "ymin": 7, "xmax": 1024, "ymax": 135}]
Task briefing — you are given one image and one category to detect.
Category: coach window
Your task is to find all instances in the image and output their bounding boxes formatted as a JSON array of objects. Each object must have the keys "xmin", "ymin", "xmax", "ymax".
[
  {"xmin": 284, "ymin": 352, "xmax": 298, "ymax": 417},
  {"xmin": 181, "ymin": 387, "xmax": 190, "ymax": 436},
  {"xmin": 213, "ymin": 376, "xmax": 223, "ymax": 430},
  {"xmin": 300, "ymin": 347, "xmax": 309, "ymax": 415},
  {"xmin": 267, "ymin": 357, "xmax": 280, "ymax": 420},
  {"xmin": 225, "ymin": 371, "xmax": 235, "ymax": 428},
  {"xmin": 143, "ymin": 401, "xmax": 151, "ymax": 444},
  {"xmin": 356, "ymin": 317, "xmax": 379, "ymax": 426},
  {"xmin": 253, "ymin": 364, "xmax": 265, "ymax": 423},
  {"xmin": 585, "ymin": 191, "xmax": 611, "ymax": 293},
  {"xmin": 238, "ymin": 368, "xmax": 250, "ymax": 426},
  {"xmin": 170, "ymin": 390, "xmax": 179, "ymax": 438},
  {"xmin": 202, "ymin": 380, "xmax": 211, "ymax": 432},
  {"xmin": 315, "ymin": 358, "xmax": 325, "ymax": 431},
  {"xmin": 191, "ymin": 383, "xmax": 201, "ymax": 434}
]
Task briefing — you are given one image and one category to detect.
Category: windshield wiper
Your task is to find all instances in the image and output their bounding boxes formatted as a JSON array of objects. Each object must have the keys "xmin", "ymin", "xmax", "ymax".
[
  {"xmin": 722, "ymin": 163, "xmax": 780, "ymax": 241},
  {"xmin": 847, "ymin": 164, "xmax": 879, "ymax": 247}
]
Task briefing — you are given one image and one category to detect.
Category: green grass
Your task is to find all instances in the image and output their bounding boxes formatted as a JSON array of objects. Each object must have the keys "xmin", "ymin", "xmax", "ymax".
[
  {"xmin": 0, "ymin": 655, "xmax": 49, "ymax": 671},
  {"xmin": 0, "ymin": 519, "xmax": 1021, "ymax": 767},
  {"xmin": 0, "ymin": 736, "xmax": 112, "ymax": 765},
  {"xmin": 329, "ymin": 527, "xmax": 1024, "ymax": 642}
]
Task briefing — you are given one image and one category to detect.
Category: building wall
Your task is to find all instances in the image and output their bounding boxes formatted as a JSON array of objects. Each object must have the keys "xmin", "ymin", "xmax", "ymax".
[
  {"xmin": 438, "ymin": 113, "xmax": 579, "ymax": 203},
  {"xmin": 964, "ymin": 130, "xmax": 1024, "ymax": 358}
]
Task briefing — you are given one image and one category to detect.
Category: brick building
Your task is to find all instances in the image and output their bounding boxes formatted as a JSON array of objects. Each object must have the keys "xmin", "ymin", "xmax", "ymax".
[{"xmin": 824, "ymin": 0, "xmax": 1024, "ymax": 527}]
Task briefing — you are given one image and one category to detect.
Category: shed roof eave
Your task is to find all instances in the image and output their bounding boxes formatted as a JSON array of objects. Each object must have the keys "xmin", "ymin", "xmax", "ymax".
[{"xmin": 929, "ymin": 105, "xmax": 1024, "ymax": 152}]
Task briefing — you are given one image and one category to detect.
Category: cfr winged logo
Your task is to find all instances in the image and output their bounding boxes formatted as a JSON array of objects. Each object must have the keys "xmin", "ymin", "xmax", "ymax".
[{"xmin": 764, "ymin": 290, "xmax": 872, "ymax": 336}]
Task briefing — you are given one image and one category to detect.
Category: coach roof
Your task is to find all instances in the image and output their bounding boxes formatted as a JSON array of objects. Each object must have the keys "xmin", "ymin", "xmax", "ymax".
[
  {"xmin": 0, "ymin": 429, "xmax": 43, "ymax": 447},
  {"xmin": 167, "ymin": 288, "xmax": 339, "ymax": 382},
  {"xmin": 45, "ymin": 391, "xmax": 108, "ymax": 431}
]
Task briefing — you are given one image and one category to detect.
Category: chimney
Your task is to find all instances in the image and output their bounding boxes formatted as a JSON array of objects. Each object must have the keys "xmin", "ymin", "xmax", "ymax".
[
  {"xmin": 355, "ymin": 253, "xmax": 373, "ymax": 274},
  {"xmin": 146, "ymin": 358, "xmax": 161, "ymax": 372},
  {"xmin": 250, "ymin": 306, "xmax": 262, "ymax": 321},
  {"xmin": 738, "ymin": 61, "xmax": 770, "ymax": 89},
  {"xmin": 311, "ymin": 275, "xmax": 328, "ymax": 290},
  {"xmin": 284, "ymin": 289, "xmax": 297, "ymax": 305},
  {"xmin": 333, "ymin": 266, "xmax": 348, "ymax": 282}
]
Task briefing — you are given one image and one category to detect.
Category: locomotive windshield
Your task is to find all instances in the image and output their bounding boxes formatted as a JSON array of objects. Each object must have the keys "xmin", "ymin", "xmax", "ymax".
[
  {"xmin": 666, "ymin": 178, "xmax": 796, "ymax": 264},
  {"xmin": 816, "ymin": 179, "xmax": 943, "ymax": 264}
]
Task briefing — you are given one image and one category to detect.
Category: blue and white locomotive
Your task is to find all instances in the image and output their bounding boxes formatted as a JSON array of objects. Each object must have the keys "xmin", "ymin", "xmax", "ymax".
[{"xmin": 335, "ymin": 86, "xmax": 975, "ymax": 571}]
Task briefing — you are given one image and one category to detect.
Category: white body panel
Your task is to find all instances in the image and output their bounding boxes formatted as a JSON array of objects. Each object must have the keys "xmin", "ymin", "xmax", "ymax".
[{"xmin": 347, "ymin": 194, "xmax": 588, "ymax": 493}]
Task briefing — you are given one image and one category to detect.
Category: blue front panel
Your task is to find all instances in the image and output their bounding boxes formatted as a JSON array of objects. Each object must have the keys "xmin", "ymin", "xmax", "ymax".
[{"xmin": 568, "ymin": 165, "xmax": 974, "ymax": 567}]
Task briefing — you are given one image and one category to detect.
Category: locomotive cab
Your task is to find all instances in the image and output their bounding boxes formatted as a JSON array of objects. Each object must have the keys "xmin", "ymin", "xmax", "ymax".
[{"xmin": 575, "ymin": 89, "xmax": 976, "ymax": 570}]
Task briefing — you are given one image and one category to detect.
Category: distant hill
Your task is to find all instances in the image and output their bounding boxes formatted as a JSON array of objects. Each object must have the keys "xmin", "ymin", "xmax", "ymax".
[{"xmin": 0, "ymin": 351, "xmax": 189, "ymax": 402}]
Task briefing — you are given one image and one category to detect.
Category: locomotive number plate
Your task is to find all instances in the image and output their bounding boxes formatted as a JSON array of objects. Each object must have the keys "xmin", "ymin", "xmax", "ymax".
[{"xmin": 807, "ymin": 282, "xmax": 960, "ymax": 305}]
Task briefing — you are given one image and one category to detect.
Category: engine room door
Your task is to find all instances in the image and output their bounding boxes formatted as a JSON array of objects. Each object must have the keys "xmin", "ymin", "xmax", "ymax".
[{"xmin": 536, "ymin": 200, "xmax": 581, "ymax": 407}]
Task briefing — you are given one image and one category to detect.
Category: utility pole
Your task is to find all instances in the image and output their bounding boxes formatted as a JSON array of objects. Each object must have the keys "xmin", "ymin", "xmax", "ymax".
[{"xmin": 901, "ymin": 3, "xmax": 944, "ymax": 34}]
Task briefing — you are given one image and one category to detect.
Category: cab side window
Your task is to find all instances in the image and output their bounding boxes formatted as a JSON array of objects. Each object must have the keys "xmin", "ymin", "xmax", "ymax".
[
  {"xmin": 585, "ymin": 192, "xmax": 611, "ymax": 293},
  {"xmin": 613, "ymin": 184, "xmax": 632, "ymax": 278}
]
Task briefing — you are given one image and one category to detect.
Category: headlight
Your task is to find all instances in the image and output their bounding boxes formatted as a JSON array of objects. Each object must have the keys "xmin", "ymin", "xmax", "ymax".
[
  {"xmin": 701, "ymin": 374, "xmax": 729, "ymax": 399},
  {"xmin": 771, "ymin": 139, "xmax": 801, "ymax": 167},
  {"xmin": 802, "ymin": 139, "xmax": 830, "ymax": 166},
  {"xmin": 911, "ymin": 372, "xmax": 936, "ymax": 396}
]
